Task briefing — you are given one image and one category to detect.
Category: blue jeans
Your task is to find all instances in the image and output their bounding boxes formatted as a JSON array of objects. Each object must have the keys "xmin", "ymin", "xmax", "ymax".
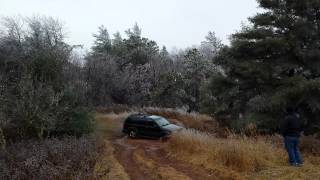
[{"xmin": 284, "ymin": 136, "xmax": 303, "ymax": 165}]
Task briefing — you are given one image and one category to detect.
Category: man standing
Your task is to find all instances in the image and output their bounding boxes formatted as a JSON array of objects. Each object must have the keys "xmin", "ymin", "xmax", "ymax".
[{"xmin": 280, "ymin": 107, "xmax": 303, "ymax": 167}]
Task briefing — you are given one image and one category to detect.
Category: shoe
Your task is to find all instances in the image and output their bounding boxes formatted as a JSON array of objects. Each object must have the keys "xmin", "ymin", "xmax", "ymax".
[{"xmin": 289, "ymin": 163, "xmax": 296, "ymax": 166}]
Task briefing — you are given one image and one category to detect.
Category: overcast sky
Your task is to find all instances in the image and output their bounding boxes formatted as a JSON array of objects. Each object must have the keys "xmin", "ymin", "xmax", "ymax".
[{"xmin": 0, "ymin": 0, "xmax": 260, "ymax": 50}]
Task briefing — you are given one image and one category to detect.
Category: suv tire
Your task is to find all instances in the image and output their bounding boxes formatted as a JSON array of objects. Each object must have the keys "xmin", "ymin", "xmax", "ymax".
[{"xmin": 128, "ymin": 128, "xmax": 138, "ymax": 138}]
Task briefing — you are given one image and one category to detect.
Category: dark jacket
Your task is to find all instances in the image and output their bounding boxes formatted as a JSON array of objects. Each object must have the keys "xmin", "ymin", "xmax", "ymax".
[{"xmin": 280, "ymin": 113, "xmax": 303, "ymax": 137}]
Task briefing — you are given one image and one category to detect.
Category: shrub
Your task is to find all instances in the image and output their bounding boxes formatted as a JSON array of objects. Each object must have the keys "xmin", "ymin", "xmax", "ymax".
[
  {"xmin": 0, "ymin": 136, "xmax": 102, "ymax": 180},
  {"xmin": 0, "ymin": 16, "xmax": 94, "ymax": 142},
  {"xmin": 55, "ymin": 106, "xmax": 94, "ymax": 137},
  {"xmin": 2, "ymin": 79, "xmax": 94, "ymax": 142}
]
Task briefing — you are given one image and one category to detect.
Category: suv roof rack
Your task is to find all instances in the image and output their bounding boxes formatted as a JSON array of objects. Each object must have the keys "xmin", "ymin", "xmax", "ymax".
[{"xmin": 129, "ymin": 113, "xmax": 148, "ymax": 118}]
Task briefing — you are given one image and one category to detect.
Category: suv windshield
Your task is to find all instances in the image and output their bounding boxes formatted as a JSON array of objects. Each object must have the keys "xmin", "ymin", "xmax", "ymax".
[{"xmin": 152, "ymin": 117, "xmax": 170, "ymax": 127}]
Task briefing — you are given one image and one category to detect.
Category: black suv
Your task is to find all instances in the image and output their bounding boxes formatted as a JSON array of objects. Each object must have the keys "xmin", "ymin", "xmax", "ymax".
[{"xmin": 122, "ymin": 114, "xmax": 182, "ymax": 139}]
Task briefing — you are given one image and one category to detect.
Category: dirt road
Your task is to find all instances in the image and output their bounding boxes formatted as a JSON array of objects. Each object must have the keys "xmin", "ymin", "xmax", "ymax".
[{"xmin": 113, "ymin": 136, "xmax": 216, "ymax": 180}]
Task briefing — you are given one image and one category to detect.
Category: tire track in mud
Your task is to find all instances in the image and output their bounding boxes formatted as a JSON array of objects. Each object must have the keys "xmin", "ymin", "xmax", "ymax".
[
  {"xmin": 113, "ymin": 137, "xmax": 217, "ymax": 180},
  {"xmin": 113, "ymin": 138, "xmax": 150, "ymax": 180}
]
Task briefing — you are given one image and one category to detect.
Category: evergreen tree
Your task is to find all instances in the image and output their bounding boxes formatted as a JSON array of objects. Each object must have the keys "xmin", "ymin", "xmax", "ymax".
[
  {"xmin": 92, "ymin": 25, "xmax": 112, "ymax": 56},
  {"xmin": 122, "ymin": 23, "xmax": 159, "ymax": 66},
  {"xmin": 125, "ymin": 22, "xmax": 142, "ymax": 37},
  {"xmin": 211, "ymin": 0, "xmax": 320, "ymax": 133},
  {"xmin": 200, "ymin": 31, "xmax": 223, "ymax": 59}
]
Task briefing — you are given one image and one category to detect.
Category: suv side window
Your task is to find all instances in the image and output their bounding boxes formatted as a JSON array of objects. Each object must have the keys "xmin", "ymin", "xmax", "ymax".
[
  {"xmin": 145, "ymin": 120, "xmax": 158, "ymax": 128},
  {"xmin": 144, "ymin": 120, "xmax": 152, "ymax": 126}
]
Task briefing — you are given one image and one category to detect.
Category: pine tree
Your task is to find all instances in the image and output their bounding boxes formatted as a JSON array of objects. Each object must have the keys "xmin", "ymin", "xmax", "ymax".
[
  {"xmin": 200, "ymin": 31, "xmax": 223, "ymax": 59},
  {"xmin": 125, "ymin": 22, "xmax": 142, "ymax": 37},
  {"xmin": 122, "ymin": 23, "xmax": 159, "ymax": 66},
  {"xmin": 92, "ymin": 25, "xmax": 112, "ymax": 56},
  {"xmin": 211, "ymin": 0, "xmax": 320, "ymax": 133}
]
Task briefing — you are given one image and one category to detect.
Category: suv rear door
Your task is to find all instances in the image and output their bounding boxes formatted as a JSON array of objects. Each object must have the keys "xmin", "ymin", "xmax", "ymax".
[{"xmin": 143, "ymin": 119, "xmax": 162, "ymax": 138}]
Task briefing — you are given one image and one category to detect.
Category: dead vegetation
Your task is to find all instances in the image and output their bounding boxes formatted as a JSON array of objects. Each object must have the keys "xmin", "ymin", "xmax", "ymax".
[
  {"xmin": 166, "ymin": 129, "xmax": 285, "ymax": 179},
  {"xmin": 167, "ymin": 129, "xmax": 320, "ymax": 180},
  {"xmin": 95, "ymin": 112, "xmax": 133, "ymax": 139}
]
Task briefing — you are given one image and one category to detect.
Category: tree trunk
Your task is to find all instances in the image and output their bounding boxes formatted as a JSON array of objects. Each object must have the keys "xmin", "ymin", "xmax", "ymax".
[{"xmin": 37, "ymin": 126, "xmax": 44, "ymax": 141}]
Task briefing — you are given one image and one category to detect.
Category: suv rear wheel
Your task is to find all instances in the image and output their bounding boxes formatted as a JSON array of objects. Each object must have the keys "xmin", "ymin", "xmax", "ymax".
[{"xmin": 128, "ymin": 128, "xmax": 137, "ymax": 138}]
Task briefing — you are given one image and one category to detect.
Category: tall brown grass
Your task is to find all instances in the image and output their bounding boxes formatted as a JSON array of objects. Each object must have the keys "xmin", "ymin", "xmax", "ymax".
[
  {"xmin": 95, "ymin": 111, "xmax": 136, "ymax": 139},
  {"xmin": 300, "ymin": 135, "xmax": 320, "ymax": 156},
  {"xmin": 168, "ymin": 129, "xmax": 286, "ymax": 171},
  {"xmin": 167, "ymin": 129, "xmax": 320, "ymax": 180}
]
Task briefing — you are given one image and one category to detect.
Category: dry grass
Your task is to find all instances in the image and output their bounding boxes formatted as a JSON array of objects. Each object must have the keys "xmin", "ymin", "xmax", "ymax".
[
  {"xmin": 167, "ymin": 129, "xmax": 285, "ymax": 174},
  {"xmin": 300, "ymin": 135, "xmax": 320, "ymax": 156},
  {"xmin": 167, "ymin": 129, "xmax": 320, "ymax": 180},
  {"xmin": 95, "ymin": 112, "xmax": 135, "ymax": 139}
]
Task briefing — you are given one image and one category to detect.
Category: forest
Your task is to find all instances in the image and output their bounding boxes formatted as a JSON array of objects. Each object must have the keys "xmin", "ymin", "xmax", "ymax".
[{"xmin": 1, "ymin": 0, "xmax": 320, "ymax": 179}]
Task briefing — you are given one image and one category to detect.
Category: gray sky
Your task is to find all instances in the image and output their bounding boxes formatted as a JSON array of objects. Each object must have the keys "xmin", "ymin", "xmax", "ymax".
[{"xmin": 0, "ymin": 0, "xmax": 260, "ymax": 50}]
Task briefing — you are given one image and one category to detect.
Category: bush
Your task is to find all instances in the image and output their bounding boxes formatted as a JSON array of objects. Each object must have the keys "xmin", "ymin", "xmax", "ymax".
[
  {"xmin": 54, "ymin": 88, "xmax": 95, "ymax": 136},
  {"xmin": 1, "ymin": 79, "xmax": 94, "ymax": 142},
  {"xmin": 55, "ymin": 107, "xmax": 94, "ymax": 136},
  {"xmin": 0, "ymin": 136, "xmax": 102, "ymax": 180},
  {"xmin": 0, "ymin": 16, "xmax": 94, "ymax": 143}
]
